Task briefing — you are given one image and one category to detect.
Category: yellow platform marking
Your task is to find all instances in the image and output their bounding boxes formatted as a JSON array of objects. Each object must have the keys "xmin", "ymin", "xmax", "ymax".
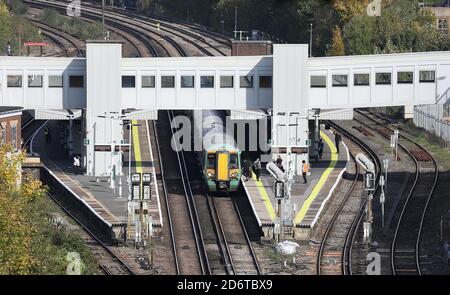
[
  {"xmin": 294, "ymin": 131, "xmax": 338, "ymax": 224},
  {"xmin": 132, "ymin": 120, "xmax": 143, "ymax": 174},
  {"xmin": 251, "ymin": 174, "xmax": 276, "ymax": 221}
]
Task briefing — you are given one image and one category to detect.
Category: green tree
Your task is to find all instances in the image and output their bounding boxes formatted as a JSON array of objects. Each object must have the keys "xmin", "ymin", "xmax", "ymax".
[
  {"xmin": 0, "ymin": 144, "xmax": 45, "ymax": 274},
  {"xmin": 0, "ymin": 0, "xmax": 12, "ymax": 52},
  {"xmin": 327, "ymin": 25, "xmax": 345, "ymax": 56}
]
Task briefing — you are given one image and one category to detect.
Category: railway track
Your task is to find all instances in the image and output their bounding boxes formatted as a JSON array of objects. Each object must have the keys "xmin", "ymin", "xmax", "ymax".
[
  {"xmin": 354, "ymin": 109, "xmax": 439, "ymax": 275},
  {"xmin": 323, "ymin": 121, "xmax": 382, "ymax": 275}
]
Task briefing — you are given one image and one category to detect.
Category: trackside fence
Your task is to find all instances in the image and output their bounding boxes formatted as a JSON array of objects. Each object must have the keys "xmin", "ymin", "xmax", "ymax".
[{"xmin": 414, "ymin": 104, "xmax": 450, "ymax": 149}]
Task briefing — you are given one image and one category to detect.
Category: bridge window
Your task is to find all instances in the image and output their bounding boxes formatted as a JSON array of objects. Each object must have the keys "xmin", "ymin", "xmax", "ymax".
[
  {"xmin": 142, "ymin": 75, "xmax": 155, "ymax": 88},
  {"xmin": 259, "ymin": 76, "xmax": 272, "ymax": 88},
  {"xmin": 419, "ymin": 70, "xmax": 435, "ymax": 83},
  {"xmin": 397, "ymin": 72, "xmax": 413, "ymax": 84},
  {"xmin": 332, "ymin": 75, "xmax": 348, "ymax": 87},
  {"xmin": 161, "ymin": 76, "xmax": 175, "ymax": 88},
  {"xmin": 122, "ymin": 76, "xmax": 136, "ymax": 88},
  {"xmin": 181, "ymin": 76, "xmax": 195, "ymax": 88},
  {"xmin": 354, "ymin": 74, "xmax": 370, "ymax": 86},
  {"xmin": 28, "ymin": 75, "xmax": 43, "ymax": 88},
  {"xmin": 375, "ymin": 73, "xmax": 391, "ymax": 85},
  {"xmin": 69, "ymin": 76, "xmax": 84, "ymax": 88},
  {"xmin": 7, "ymin": 75, "xmax": 22, "ymax": 88},
  {"xmin": 220, "ymin": 76, "xmax": 234, "ymax": 88},
  {"xmin": 310, "ymin": 76, "xmax": 326, "ymax": 88},
  {"xmin": 201, "ymin": 76, "xmax": 215, "ymax": 88},
  {"xmin": 49, "ymin": 75, "xmax": 63, "ymax": 88},
  {"xmin": 240, "ymin": 75, "xmax": 253, "ymax": 88}
]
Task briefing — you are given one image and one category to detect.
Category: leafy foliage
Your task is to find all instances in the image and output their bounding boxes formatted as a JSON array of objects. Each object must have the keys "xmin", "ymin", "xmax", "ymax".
[{"xmin": 327, "ymin": 25, "xmax": 345, "ymax": 56}]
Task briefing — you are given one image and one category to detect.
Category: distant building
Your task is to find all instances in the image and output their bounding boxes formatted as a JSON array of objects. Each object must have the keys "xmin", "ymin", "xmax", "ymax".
[
  {"xmin": 0, "ymin": 107, "xmax": 23, "ymax": 150},
  {"xmin": 426, "ymin": 6, "xmax": 450, "ymax": 34}
]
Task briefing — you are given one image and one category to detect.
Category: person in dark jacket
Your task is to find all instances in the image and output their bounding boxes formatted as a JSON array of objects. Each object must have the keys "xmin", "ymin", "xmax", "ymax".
[
  {"xmin": 334, "ymin": 132, "xmax": 341, "ymax": 153},
  {"xmin": 318, "ymin": 139, "xmax": 324, "ymax": 159}
]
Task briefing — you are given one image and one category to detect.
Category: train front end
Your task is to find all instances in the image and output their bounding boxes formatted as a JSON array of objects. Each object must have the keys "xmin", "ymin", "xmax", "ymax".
[{"xmin": 204, "ymin": 145, "xmax": 241, "ymax": 192}]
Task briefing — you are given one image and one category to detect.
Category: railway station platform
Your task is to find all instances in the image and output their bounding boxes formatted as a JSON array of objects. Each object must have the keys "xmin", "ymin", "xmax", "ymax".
[
  {"xmin": 31, "ymin": 120, "xmax": 162, "ymax": 242},
  {"xmin": 242, "ymin": 128, "xmax": 349, "ymax": 240}
]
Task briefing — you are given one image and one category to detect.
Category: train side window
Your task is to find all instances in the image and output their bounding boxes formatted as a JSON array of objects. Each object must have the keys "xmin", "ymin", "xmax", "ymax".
[
  {"xmin": 419, "ymin": 70, "xmax": 435, "ymax": 83},
  {"xmin": 375, "ymin": 73, "xmax": 391, "ymax": 85},
  {"xmin": 332, "ymin": 75, "xmax": 348, "ymax": 87},
  {"xmin": 161, "ymin": 76, "xmax": 175, "ymax": 88},
  {"xmin": 28, "ymin": 75, "xmax": 43, "ymax": 88},
  {"xmin": 122, "ymin": 76, "xmax": 136, "ymax": 88},
  {"xmin": 201, "ymin": 76, "xmax": 215, "ymax": 88},
  {"xmin": 69, "ymin": 75, "xmax": 84, "ymax": 88},
  {"xmin": 397, "ymin": 72, "xmax": 414, "ymax": 84},
  {"xmin": 207, "ymin": 154, "xmax": 216, "ymax": 169},
  {"xmin": 7, "ymin": 75, "xmax": 22, "ymax": 88},
  {"xmin": 49, "ymin": 75, "xmax": 63, "ymax": 88},
  {"xmin": 229, "ymin": 154, "xmax": 238, "ymax": 169},
  {"xmin": 259, "ymin": 76, "xmax": 272, "ymax": 88},
  {"xmin": 142, "ymin": 75, "xmax": 155, "ymax": 88},
  {"xmin": 310, "ymin": 75, "xmax": 326, "ymax": 88},
  {"xmin": 181, "ymin": 76, "xmax": 195, "ymax": 88},
  {"xmin": 220, "ymin": 76, "xmax": 234, "ymax": 88},
  {"xmin": 240, "ymin": 75, "xmax": 253, "ymax": 88},
  {"xmin": 354, "ymin": 74, "xmax": 370, "ymax": 86}
]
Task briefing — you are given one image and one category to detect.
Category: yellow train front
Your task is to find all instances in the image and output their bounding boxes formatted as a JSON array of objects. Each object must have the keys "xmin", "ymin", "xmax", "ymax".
[{"xmin": 203, "ymin": 145, "xmax": 241, "ymax": 192}]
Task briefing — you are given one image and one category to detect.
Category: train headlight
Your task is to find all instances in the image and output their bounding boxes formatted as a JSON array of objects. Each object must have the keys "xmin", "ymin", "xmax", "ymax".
[
  {"xmin": 231, "ymin": 172, "xmax": 238, "ymax": 178},
  {"xmin": 207, "ymin": 172, "xmax": 215, "ymax": 178}
]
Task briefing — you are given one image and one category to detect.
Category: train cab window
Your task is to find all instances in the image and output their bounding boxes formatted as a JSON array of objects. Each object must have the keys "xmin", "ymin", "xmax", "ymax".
[
  {"xmin": 419, "ymin": 70, "xmax": 436, "ymax": 83},
  {"xmin": 201, "ymin": 76, "xmax": 215, "ymax": 88},
  {"xmin": 69, "ymin": 75, "xmax": 84, "ymax": 88},
  {"xmin": 7, "ymin": 75, "xmax": 22, "ymax": 88},
  {"xmin": 375, "ymin": 73, "xmax": 391, "ymax": 85},
  {"xmin": 220, "ymin": 76, "xmax": 234, "ymax": 88},
  {"xmin": 142, "ymin": 75, "xmax": 156, "ymax": 88},
  {"xmin": 229, "ymin": 154, "xmax": 238, "ymax": 169},
  {"xmin": 207, "ymin": 153, "xmax": 216, "ymax": 169},
  {"xmin": 161, "ymin": 76, "xmax": 175, "ymax": 88},
  {"xmin": 310, "ymin": 76, "xmax": 326, "ymax": 88},
  {"xmin": 122, "ymin": 76, "xmax": 136, "ymax": 88},
  {"xmin": 28, "ymin": 75, "xmax": 43, "ymax": 88},
  {"xmin": 49, "ymin": 75, "xmax": 63, "ymax": 88},
  {"xmin": 181, "ymin": 76, "xmax": 195, "ymax": 88},
  {"xmin": 354, "ymin": 74, "xmax": 370, "ymax": 86},
  {"xmin": 240, "ymin": 75, "xmax": 253, "ymax": 88},
  {"xmin": 332, "ymin": 75, "xmax": 348, "ymax": 87},
  {"xmin": 397, "ymin": 72, "xmax": 414, "ymax": 84},
  {"xmin": 259, "ymin": 76, "xmax": 272, "ymax": 88}
]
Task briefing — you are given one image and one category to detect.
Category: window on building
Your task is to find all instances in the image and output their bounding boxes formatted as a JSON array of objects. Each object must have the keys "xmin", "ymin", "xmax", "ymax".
[
  {"xmin": 332, "ymin": 75, "xmax": 348, "ymax": 87},
  {"xmin": 201, "ymin": 76, "xmax": 214, "ymax": 88},
  {"xmin": 181, "ymin": 76, "xmax": 195, "ymax": 88},
  {"xmin": 397, "ymin": 72, "xmax": 414, "ymax": 84},
  {"xmin": 11, "ymin": 124, "xmax": 17, "ymax": 150},
  {"xmin": 1, "ymin": 127, "xmax": 5, "ymax": 146},
  {"xmin": 438, "ymin": 18, "xmax": 448, "ymax": 33},
  {"xmin": 419, "ymin": 70, "xmax": 436, "ymax": 83},
  {"xmin": 375, "ymin": 73, "xmax": 391, "ymax": 85},
  {"xmin": 28, "ymin": 75, "xmax": 43, "ymax": 88},
  {"xmin": 122, "ymin": 76, "xmax": 136, "ymax": 88},
  {"xmin": 69, "ymin": 75, "xmax": 84, "ymax": 88},
  {"xmin": 161, "ymin": 76, "xmax": 175, "ymax": 88},
  {"xmin": 49, "ymin": 75, "xmax": 63, "ymax": 88},
  {"xmin": 310, "ymin": 76, "xmax": 326, "ymax": 88},
  {"xmin": 142, "ymin": 75, "xmax": 155, "ymax": 88},
  {"xmin": 7, "ymin": 75, "xmax": 22, "ymax": 88},
  {"xmin": 220, "ymin": 76, "xmax": 234, "ymax": 88},
  {"xmin": 354, "ymin": 74, "xmax": 370, "ymax": 86},
  {"xmin": 240, "ymin": 75, "xmax": 253, "ymax": 88},
  {"xmin": 259, "ymin": 76, "xmax": 272, "ymax": 88}
]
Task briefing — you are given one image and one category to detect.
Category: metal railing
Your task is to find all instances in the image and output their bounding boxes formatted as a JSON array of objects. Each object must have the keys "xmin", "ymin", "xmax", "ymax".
[{"xmin": 414, "ymin": 104, "xmax": 450, "ymax": 148}]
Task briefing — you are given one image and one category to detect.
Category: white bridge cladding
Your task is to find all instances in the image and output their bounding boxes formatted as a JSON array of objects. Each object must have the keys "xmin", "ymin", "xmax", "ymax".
[{"xmin": 1, "ymin": 42, "xmax": 450, "ymax": 112}]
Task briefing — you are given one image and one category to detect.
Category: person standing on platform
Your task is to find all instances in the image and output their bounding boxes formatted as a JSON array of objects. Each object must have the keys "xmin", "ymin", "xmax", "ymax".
[
  {"xmin": 253, "ymin": 158, "xmax": 262, "ymax": 181},
  {"xmin": 334, "ymin": 132, "xmax": 341, "ymax": 154},
  {"xmin": 242, "ymin": 160, "xmax": 250, "ymax": 181},
  {"xmin": 302, "ymin": 160, "xmax": 309, "ymax": 184},
  {"xmin": 318, "ymin": 139, "xmax": 324, "ymax": 160},
  {"xmin": 276, "ymin": 155, "xmax": 284, "ymax": 172}
]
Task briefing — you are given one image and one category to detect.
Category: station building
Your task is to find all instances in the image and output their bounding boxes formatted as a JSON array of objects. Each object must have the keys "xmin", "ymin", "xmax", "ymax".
[{"xmin": 0, "ymin": 107, "xmax": 22, "ymax": 150}]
